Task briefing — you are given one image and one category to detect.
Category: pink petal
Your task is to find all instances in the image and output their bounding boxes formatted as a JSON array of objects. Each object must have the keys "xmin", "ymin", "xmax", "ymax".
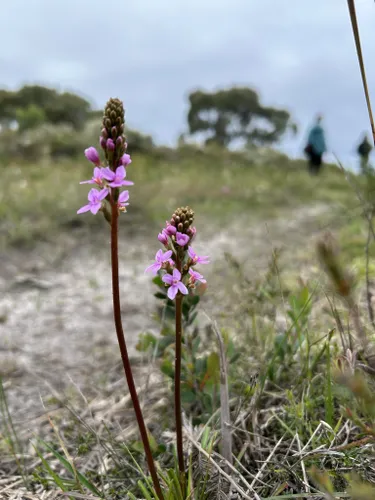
[
  {"xmin": 98, "ymin": 188, "xmax": 109, "ymax": 200},
  {"xmin": 93, "ymin": 167, "xmax": 103, "ymax": 177},
  {"xmin": 188, "ymin": 247, "xmax": 196, "ymax": 259},
  {"xmin": 177, "ymin": 282, "xmax": 188, "ymax": 295},
  {"xmin": 198, "ymin": 256, "xmax": 210, "ymax": 264},
  {"xmin": 102, "ymin": 167, "xmax": 115, "ymax": 181},
  {"xmin": 155, "ymin": 249, "xmax": 163, "ymax": 262},
  {"xmin": 145, "ymin": 262, "xmax": 161, "ymax": 275},
  {"xmin": 167, "ymin": 285, "xmax": 178, "ymax": 300},
  {"xmin": 90, "ymin": 202, "xmax": 102, "ymax": 215},
  {"xmin": 116, "ymin": 165, "xmax": 126, "ymax": 180},
  {"xmin": 77, "ymin": 204, "xmax": 91, "ymax": 214},
  {"xmin": 162, "ymin": 273, "xmax": 174, "ymax": 285},
  {"xmin": 87, "ymin": 188, "xmax": 99, "ymax": 202},
  {"xmin": 172, "ymin": 268, "xmax": 181, "ymax": 281},
  {"xmin": 162, "ymin": 250, "xmax": 172, "ymax": 261},
  {"xmin": 118, "ymin": 190, "xmax": 129, "ymax": 203}
]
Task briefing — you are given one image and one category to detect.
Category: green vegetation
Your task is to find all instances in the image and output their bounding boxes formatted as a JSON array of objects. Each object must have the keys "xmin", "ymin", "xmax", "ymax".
[
  {"xmin": 0, "ymin": 145, "xmax": 363, "ymax": 251},
  {"xmin": 2, "ymin": 86, "xmax": 375, "ymax": 499},
  {"xmin": 187, "ymin": 87, "xmax": 296, "ymax": 147}
]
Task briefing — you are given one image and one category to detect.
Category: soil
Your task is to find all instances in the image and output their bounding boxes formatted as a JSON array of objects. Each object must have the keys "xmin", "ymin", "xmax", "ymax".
[{"xmin": 0, "ymin": 203, "xmax": 331, "ymax": 429}]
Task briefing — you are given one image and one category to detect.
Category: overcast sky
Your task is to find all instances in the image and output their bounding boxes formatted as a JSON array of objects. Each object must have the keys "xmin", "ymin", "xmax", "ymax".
[{"xmin": 1, "ymin": 0, "xmax": 374, "ymax": 164}]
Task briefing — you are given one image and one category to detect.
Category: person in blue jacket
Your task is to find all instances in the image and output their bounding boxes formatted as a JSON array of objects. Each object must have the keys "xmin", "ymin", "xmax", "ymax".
[{"xmin": 304, "ymin": 114, "xmax": 327, "ymax": 175}]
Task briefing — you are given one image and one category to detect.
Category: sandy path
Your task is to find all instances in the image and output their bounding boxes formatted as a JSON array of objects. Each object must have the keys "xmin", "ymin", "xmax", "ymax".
[{"xmin": 0, "ymin": 203, "xmax": 330, "ymax": 425}]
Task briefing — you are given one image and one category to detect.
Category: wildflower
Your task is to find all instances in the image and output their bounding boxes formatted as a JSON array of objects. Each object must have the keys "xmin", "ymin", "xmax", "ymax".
[
  {"xmin": 188, "ymin": 246, "xmax": 209, "ymax": 265},
  {"xmin": 162, "ymin": 269, "xmax": 188, "ymax": 300},
  {"xmin": 118, "ymin": 190, "xmax": 130, "ymax": 212},
  {"xmin": 121, "ymin": 153, "xmax": 132, "ymax": 167},
  {"xmin": 102, "ymin": 165, "xmax": 134, "ymax": 188},
  {"xmin": 176, "ymin": 232, "xmax": 189, "ymax": 246},
  {"xmin": 84, "ymin": 147, "xmax": 101, "ymax": 166},
  {"xmin": 165, "ymin": 224, "xmax": 177, "ymax": 236},
  {"xmin": 77, "ymin": 188, "xmax": 109, "ymax": 215},
  {"xmin": 145, "ymin": 249, "xmax": 173, "ymax": 275},
  {"xmin": 80, "ymin": 167, "xmax": 105, "ymax": 187},
  {"xmin": 158, "ymin": 230, "xmax": 169, "ymax": 246},
  {"xmin": 188, "ymin": 268, "xmax": 206, "ymax": 284}
]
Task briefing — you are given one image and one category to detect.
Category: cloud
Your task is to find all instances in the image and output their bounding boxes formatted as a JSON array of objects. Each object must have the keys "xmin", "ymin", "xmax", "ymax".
[{"xmin": 1, "ymin": 0, "xmax": 374, "ymax": 158}]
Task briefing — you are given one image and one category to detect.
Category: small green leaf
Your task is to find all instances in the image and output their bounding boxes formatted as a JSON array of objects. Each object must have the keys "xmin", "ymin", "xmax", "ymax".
[
  {"xmin": 187, "ymin": 311, "xmax": 198, "ymax": 326},
  {"xmin": 161, "ymin": 359, "xmax": 174, "ymax": 378},
  {"xmin": 152, "ymin": 276, "xmax": 164, "ymax": 287},
  {"xmin": 190, "ymin": 295, "xmax": 200, "ymax": 306},
  {"xmin": 181, "ymin": 389, "xmax": 196, "ymax": 404},
  {"xmin": 154, "ymin": 292, "xmax": 167, "ymax": 300}
]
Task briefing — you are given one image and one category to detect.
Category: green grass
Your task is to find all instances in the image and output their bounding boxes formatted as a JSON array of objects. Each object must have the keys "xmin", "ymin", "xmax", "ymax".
[
  {"xmin": 0, "ymin": 147, "xmax": 360, "ymax": 249},
  {"xmin": 2, "ymin": 147, "xmax": 375, "ymax": 498}
]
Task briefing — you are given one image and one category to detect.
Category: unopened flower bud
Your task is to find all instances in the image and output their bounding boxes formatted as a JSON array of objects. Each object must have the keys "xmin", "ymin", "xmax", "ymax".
[
  {"xmin": 84, "ymin": 147, "xmax": 101, "ymax": 166},
  {"xmin": 116, "ymin": 136, "xmax": 123, "ymax": 147},
  {"xmin": 121, "ymin": 153, "xmax": 132, "ymax": 166},
  {"xmin": 101, "ymin": 128, "xmax": 108, "ymax": 140},
  {"xmin": 171, "ymin": 206, "xmax": 195, "ymax": 234},
  {"xmin": 112, "ymin": 126, "xmax": 118, "ymax": 139},
  {"xmin": 158, "ymin": 231, "xmax": 168, "ymax": 245},
  {"xmin": 100, "ymin": 136, "xmax": 107, "ymax": 150},
  {"xmin": 165, "ymin": 225, "xmax": 176, "ymax": 236},
  {"xmin": 106, "ymin": 138, "xmax": 115, "ymax": 151}
]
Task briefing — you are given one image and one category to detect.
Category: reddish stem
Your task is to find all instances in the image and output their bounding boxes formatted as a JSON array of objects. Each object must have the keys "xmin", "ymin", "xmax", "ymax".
[
  {"xmin": 175, "ymin": 258, "xmax": 185, "ymax": 476},
  {"xmin": 110, "ymin": 197, "xmax": 163, "ymax": 500}
]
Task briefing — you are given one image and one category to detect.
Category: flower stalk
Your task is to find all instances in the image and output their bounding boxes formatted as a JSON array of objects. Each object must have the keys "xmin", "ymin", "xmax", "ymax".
[
  {"xmin": 145, "ymin": 206, "xmax": 209, "ymax": 487},
  {"xmin": 78, "ymin": 98, "xmax": 163, "ymax": 499},
  {"xmin": 174, "ymin": 256, "xmax": 184, "ymax": 476}
]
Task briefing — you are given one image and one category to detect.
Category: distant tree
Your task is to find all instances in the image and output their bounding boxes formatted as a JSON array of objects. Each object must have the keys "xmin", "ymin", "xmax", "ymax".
[
  {"xmin": 15, "ymin": 104, "xmax": 46, "ymax": 132},
  {"xmin": 187, "ymin": 87, "xmax": 296, "ymax": 147},
  {"xmin": 0, "ymin": 85, "xmax": 92, "ymax": 131},
  {"xmin": 0, "ymin": 90, "xmax": 19, "ymax": 128},
  {"xmin": 45, "ymin": 91, "xmax": 91, "ymax": 130}
]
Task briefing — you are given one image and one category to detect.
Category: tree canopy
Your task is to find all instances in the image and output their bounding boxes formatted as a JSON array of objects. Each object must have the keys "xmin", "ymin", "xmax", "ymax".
[
  {"xmin": 187, "ymin": 87, "xmax": 296, "ymax": 147},
  {"xmin": 0, "ymin": 85, "xmax": 92, "ymax": 130}
]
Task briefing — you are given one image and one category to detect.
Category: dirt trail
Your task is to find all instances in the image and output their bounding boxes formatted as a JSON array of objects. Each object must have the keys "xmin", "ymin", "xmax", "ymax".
[{"xmin": 0, "ymin": 203, "xmax": 330, "ymax": 424}]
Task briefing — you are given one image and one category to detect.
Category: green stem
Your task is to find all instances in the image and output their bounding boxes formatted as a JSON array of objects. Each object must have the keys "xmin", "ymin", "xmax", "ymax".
[{"xmin": 110, "ymin": 196, "xmax": 163, "ymax": 500}]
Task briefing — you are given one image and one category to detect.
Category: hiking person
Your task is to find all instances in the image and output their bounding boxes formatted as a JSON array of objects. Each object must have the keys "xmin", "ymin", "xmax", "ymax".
[
  {"xmin": 357, "ymin": 133, "xmax": 372, "ymax": 173},
  {"xmin": 304, "ymin": 114, "xmax": 327, "ymax": 175}
]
